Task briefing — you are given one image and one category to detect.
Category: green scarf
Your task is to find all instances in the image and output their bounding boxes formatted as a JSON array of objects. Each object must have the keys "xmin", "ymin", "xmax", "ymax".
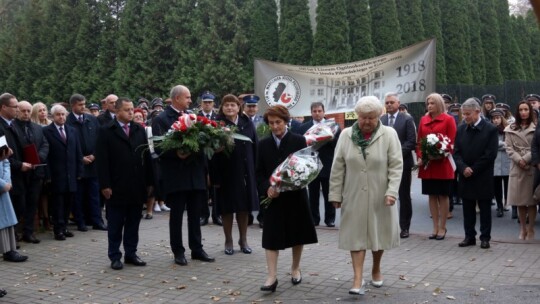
[{"xmin": 351, "ymin": 121, "xmax": 380, "ymax": 160}]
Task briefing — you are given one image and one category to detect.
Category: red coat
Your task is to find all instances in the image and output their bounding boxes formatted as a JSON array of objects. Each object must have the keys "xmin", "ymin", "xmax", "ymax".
[{"xmin": 416, "ymin": 113, "xmax": 457, "ymax": 179}]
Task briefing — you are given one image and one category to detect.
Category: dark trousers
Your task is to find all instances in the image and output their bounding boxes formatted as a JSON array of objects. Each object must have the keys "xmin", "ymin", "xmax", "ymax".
[
  {"xmin": 50, "ymin": 192, "xmax": 74, "ymax": 235},
  {"xmin": 449, "ymin": 172, "xmax": 459, "ymax": 212},
  {"xmin": 106, "ymin": 202, "xmax": 143, "ymax": 261},
  {"xmin": 22, "ymin": 178, "xmax": 42, "ymax": 237},
  {"xmin": 308, "ymin": 176, "xmax": 334, "ymax": 225},
  {"xmin": 398, "ymin": 168, "xmax": 413, "ymax": 231},
  {"xmin": 73, "ymin": 177, "xmax": 103, "ymax": 227},
  {"xmin": 200, "ymin": 187, "xmax": 218, "ymax": 220},
  {"xmin": 493, "ymin": 176, "xmax": 509, "ymax": 210},
  {"xmin": 462, "ymin": 198, "xmax": 492, "ymax": 241},
  {"xmin": 168, "ymin": 190, "xmax": 204, "ymax": 256}
]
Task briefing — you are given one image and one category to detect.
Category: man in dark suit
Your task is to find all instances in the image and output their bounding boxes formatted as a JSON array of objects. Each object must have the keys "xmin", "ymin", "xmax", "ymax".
[
  {"xmin": 67, "ymin": 94, "xmax": 107, "ymax": 232},
  {"xmin": 97, "ymin": 94, "xmax": 118, "ymax": 125},
  {"xmin": 43, "ymin": 105, "xmax": 83, "ymax": 241},
  {"xmin": 298, "ymin": 102, "xmax": 341, "ymax": 227},
  {"xmin": 454, "ymin": 99, "xmax": 498, "ymax": 249},
  {"xmin": 152, "ymin": 85, "xmax": 215, "ymax": 266},
  {"xmin": 197, "ymin": 92, "xmax": 222, "ymax": 227},
  {"xmin": 15, "ymin": 101, "xmax": 49, "ymax": 244},
  {"xmin": 96, "ymin": 97, "xmax": 153, "ymax": 270},
  {"xmin": 381, "ymin": 93, "xmax": 417, "ymax": 238},
  {"xmin": 0, "ymin": 93, "xmax": 33, "ymax": 244}
]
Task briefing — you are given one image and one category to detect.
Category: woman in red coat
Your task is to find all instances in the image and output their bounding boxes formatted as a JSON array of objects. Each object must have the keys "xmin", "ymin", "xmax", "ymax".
[{"xmin": 416, "ymin": 93, "xmax": 457, "ymax": 240}]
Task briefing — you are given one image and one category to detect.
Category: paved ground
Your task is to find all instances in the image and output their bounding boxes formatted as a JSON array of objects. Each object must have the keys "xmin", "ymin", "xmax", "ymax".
[{"xmin": 1, "ymin": 175, "xmax": 539, "ymax": 303}]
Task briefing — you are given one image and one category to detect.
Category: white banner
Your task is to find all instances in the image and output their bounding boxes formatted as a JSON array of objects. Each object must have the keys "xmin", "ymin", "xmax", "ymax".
[{"xmin": 254, "ymin": 39, "xmax": 436, "ymax": 116}]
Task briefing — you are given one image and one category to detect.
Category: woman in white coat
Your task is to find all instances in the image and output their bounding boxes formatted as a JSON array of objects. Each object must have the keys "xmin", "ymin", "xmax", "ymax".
[{"xmin": 329, "ymin": 96, "xmax": 403, "ymax": 295}]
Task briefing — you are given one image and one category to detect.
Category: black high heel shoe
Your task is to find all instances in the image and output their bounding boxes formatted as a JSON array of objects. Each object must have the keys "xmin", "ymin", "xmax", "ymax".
[
  {"xmin": 260, "ymin": 279, "xmax": 278, "ymax": 292},
  {"xmin": 435, "ymin": 228, "xmax": 447, "ymax": 240},
  {"xmin": 238, "ymin": 241, "xmax": 252, "ymax": 254},
  {"xmin": 291, "ymin": 270, "xmax": 302, "ymax": 285},
  {"xmin": 428, "ymin": 233, "xmax": 438, "ymax": 239},
  {"xmin": 0, "ymin": 288, "xmax": 6, "ymax": 297}
]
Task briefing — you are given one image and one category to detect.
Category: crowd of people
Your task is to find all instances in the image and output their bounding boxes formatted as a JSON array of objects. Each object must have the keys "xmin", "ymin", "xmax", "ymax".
[{"xmin": 0, "ymin": 86, "xmax": 539, "ymax": 298}]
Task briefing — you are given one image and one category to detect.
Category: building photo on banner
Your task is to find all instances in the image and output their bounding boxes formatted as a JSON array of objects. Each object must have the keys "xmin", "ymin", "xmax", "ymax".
[{"xmin": 255, "ymin": 39, "xmax": 436, "ymax": 117}]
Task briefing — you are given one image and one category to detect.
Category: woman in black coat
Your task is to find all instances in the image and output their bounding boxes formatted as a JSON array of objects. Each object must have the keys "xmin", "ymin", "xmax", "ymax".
[
  {"xmin": 210, "ymin": 95, "xmax": 259, "ymax": 255},
  {"xmin": 256, "ymin": 105, "xmax": 318, "ymax": 293}
]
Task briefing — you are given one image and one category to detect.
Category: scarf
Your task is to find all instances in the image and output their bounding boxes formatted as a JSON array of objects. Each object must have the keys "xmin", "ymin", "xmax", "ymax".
[{"xmin": 351, "ymin": 121, "xmax": 380, "ymax": 160}]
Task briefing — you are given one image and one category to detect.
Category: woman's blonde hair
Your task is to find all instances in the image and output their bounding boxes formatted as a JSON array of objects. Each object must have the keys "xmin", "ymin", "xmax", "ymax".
[
  {"xmin": 31, "ymin": 102, "xmax": 52, "ymax": 126},
  {"xmin": 426, "ymin": 93, "xmax": 445, "ymax": 116}
]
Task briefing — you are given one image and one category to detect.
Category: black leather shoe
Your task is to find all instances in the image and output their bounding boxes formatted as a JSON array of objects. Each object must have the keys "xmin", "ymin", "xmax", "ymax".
[
  {"xmin": 174, "ymin": 254, "xmax": 188, "ymax": 266},
  {"xmin": 125, "ymin": 255, "xmax": 146, "ymax": 266},
  {"xmin": 497, "ymin": 209, "xmax": 504, "ymax": 218},
  {"xmin": 325, "ymin": 221, "xmax": 335, "ymax": 227},
  {"xmin": 93, "ymin": 224, "xmax": 108, "ymax": 231},
  {"xmin": 458, "ymin": 238, "xmax": 476, "ymax": 247},
  {"xmin": 400, "ymin": 230, "xmax": 409, "ymax": 238},
  {"xmin": 224, "ymin": 248, "xmax": 234, "ymax": 255},
  {"xmin": 260, "ymin": 279, "xmax": 278, "ymax": 292},
  {"xmin": 22, "ymin": 235, "xmax": 41, "ymax": 244},
  {"xmin": 63, "ymin": 230, "xmax": 74, "ymax": 237},
  {"xmin": 191, "ymin": 250, "xmax": 215, "ymax": 262},
  {"xmin": 259, "ymin": 222, "xmax": 264, "ymax": 229},
  {"xmin": 54, "ymin": 233, "xmax": 66, "ymax": 241},
  {"xmin": 77, "ymin": 225, "xmax": 88, "ymax": 232},
  {"xmin": 3, "ymin": 250, "xmax": 28, "ymax": 262},
  {"xmin": 212, "ymin": 216, "xmax": 223, "ymax": 226},
  {"xmin": 480, "ymin": 240, "xmax": 490, "ymax": 249},
  {"xmin": 200, "ymin": 217, "xmax": 208, "ymax": 226},
  {"xmin": 291, "ymin": 270, "xmax": 302, "ymax": 285},
  {"xmin": 111, "ymin": 259, "xmax": 123, "ymax": 270},
  {"xmin": 238, "ymin": 241, "xmax": 252, "ymax": 254},
  {"xmin": 0, "ymin": 288, "xmax": 6, "ymax": 297}
]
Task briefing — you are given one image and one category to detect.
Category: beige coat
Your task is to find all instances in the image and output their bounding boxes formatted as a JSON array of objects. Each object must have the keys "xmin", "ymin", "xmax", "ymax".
[
  {"xmin": 329, "ymin": 125, "xmax": 403, "ymax": 251},
  {"xmin": 504, "ymin": 123, "xmax": 536, "ymax": 206}
]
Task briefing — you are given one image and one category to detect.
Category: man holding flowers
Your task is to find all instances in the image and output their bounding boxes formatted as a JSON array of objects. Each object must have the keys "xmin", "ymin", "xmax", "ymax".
[{"xmin": 151, "ymin": 85, "xmax": 215, "ymax": 266}]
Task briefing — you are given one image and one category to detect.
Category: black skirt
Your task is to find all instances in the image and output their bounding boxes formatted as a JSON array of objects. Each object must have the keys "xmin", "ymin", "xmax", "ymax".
[
  {"xmin": 262, "ymin": 189, "xmax": 318, "ymax": 250},
  {"xmin": 422, "ymin": 179, "xmax": 452, "ymax": 196}
]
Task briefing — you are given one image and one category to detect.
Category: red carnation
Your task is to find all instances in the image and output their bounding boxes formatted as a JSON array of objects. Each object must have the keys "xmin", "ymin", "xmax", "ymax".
[
  {"xmin": 210, "ymin": 121, "xmax": 217, "ymax": 127},
  {"xmin": 180, "ymin": 125, "xmax": 187, "ymax": 132},
  {"xmin": 435, "ymin": 142, "xmax": 442, "ymax": 149}
]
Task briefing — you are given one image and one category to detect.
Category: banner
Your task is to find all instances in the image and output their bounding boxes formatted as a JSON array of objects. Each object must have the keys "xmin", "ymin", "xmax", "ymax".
[{"xmin": 254, "ymin": 39, "xmax": 436, "ymax": 116}]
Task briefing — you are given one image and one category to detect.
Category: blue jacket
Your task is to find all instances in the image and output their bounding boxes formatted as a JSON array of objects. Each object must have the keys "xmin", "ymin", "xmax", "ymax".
[{"xmin": 0, "ymin": 159, "xmax": 17, "ymax": 229}]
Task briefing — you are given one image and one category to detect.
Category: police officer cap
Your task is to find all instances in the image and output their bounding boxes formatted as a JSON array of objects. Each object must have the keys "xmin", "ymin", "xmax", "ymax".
[
  {"xmin": 481, "ymin": 94, "xmax": 496, "ymax": 103},
  {"xmin": 398, "ymin": 103, "xmax": 408, "ymax": 110},
  {"xmin": 201, "ymin": 92, "xmax": 215, "ymax": 102},
  {"xmin": 441, "ymin": 94, "xmax": 452, "ymax": 103},
  {"xmin": 495, "ymin": 103, "xmax": 510, "ymax": 111},
  {"xmin": 151, "ymin": 97, "xmax": 164, "ymax": 109},
  {"xmin": 489, "ymin": 109, "xmax": 505, "ymax": 117},
  {"xmin": 526, "ymin": 94, "xmax": 540, "ymax": 102},
  {"xmin": 243, "ymin": 94, "xmax": 260, "ymax": 105},
  {"xmin": 88, "ymin": 103, "xmax": 100, "ymax": 110},
  {"xmin": 448, "ymin": 103, "xmax": 461, "ymax": 112}
]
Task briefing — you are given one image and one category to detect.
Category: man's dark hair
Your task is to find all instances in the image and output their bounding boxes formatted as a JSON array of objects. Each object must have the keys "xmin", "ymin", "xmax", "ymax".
[
  {"xmin": 69, "ymin": 93, "xmax": 86, "ymax": 105},
  {"xmin": 310, "ymin": 101, "xmax": 325, "ymax": 111},
  {"xmin": 0, "ymin": 93, "xmax": 15, "ymax": 107},
  {"xmin": 115, "ymin": 97, "xmax": 132, "ymax": 110}
]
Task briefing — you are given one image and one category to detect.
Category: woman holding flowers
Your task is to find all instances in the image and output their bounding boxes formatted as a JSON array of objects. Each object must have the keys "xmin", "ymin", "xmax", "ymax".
[
  {"xmin": 210, "ymin": 94, "xmax": 258, "ymax": 255},
  {"xmin": 256, "ymin": 105, "xmax": 317, "ymax": 293},
  {"xmin": 417, "ymin": 93, "xmax": 457, "ymax": 240},
  {"xmin": 329, "ymin": 96, "xmax": 402, "ymax": 295}
]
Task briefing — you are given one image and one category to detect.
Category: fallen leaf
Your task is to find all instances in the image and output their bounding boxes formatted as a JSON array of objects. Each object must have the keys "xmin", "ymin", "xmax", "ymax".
[
  {"xmin": 424, "ymin": 283, "xmax": 430, "ymax": 287},
  {"xmin": 399, "ymin": 275, "xmax": 407, "ymax": 280},
  {"xmin": 446, "ymin": 295, "xmax": 456, "ymax": 300},
  {"xmin": 479, "ymin": 287, "xmax": 485, "ymax": 291},
  {"xmin": 309, "ymin": 273, "xmax": 319, "ymax": 276},
  {"xmin": 176, "ymin": 285, "xmax": 186, "ymax": 290},
  {"xmin": 38, "ymin": 288, "xmax": 49, "ymax": 292},
  {"xmin": 191, "ymin": 277, "xmax": 197, "ymax": 281},
  {"xmin": 211, "ymin": 296, "xmax": 221, "ymax": 301},
  {"xmin": 469, "ymin": 258, "xmax": 476, "ymax": 261},
  {"xmin": 222, "ymin": 280, "xmax": 230, "ymax": 284}
]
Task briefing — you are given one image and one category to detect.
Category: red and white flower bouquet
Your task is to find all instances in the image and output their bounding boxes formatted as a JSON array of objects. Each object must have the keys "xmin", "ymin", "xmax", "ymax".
[
  {"xmin": 260, "ymin": 147, "xmax": 322, "ymax": 208},
  {"xmin": 303, "ymin": 119, "xmax": 339, "ymax": 150},
  {"xmin": 415, "ymin": 133, "xmax": 454, "ymax": 170}
]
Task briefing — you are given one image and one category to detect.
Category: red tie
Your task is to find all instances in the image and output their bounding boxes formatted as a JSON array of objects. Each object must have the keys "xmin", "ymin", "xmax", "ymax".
[
  {"xmin": 123, "ymin": 124, "xmax": 129, "ymax": 137},
  {"xmin": 59, "ymin": 126, "xmax": 66, "ymax": 143}
]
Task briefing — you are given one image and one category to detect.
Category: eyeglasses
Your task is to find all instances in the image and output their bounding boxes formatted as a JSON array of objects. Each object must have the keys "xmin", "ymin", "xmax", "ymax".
[{"xmin": 5, "ymin": 105, "xmax": 18, "ymax": 109}]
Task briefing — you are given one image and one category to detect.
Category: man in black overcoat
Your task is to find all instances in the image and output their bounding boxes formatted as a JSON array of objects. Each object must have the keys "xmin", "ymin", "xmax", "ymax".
[
  {"xmin": 43, "ymin": 105, "xmax": 83, "ymax": 241},
  {"xmin": 152, "ymin": 85, "xmax": 215, "ymax": 266},
  {"xmin": 381, "ymin": 93, "xmax": 416, "ymax": 238},
  {"xmin": 96, "ymin": 97, "xmax": 153, "ymax": 270},
  {"xmin": 297, "ymin": 101, "xmax": 341, "ymax": 227},
  {"xmin": 66, "ymin": 94, "xmax": 107, "ymax": 232},
  {"xmin": 453, "ymin": 99, "xmax": 498, "ymax": 249}
]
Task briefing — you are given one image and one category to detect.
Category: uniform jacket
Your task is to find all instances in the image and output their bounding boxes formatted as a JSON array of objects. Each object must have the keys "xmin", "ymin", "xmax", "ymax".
[
  {"xmin": 381, "ymin": 112, "xmax": 416, "ymax": 169},
  {"xmin": 14, "ymin": 119, "xmax": 49, "ymax": 179},
  {"xmin": 329, "ymin": 125, "xmax": 402, "ymax": 251},
  {"xmin": 152, "ymin": 106, "xmax": 207, "ymax": 194},
  {"xmin": 197, "ymin": 111, "xmax": 217, "ymax": 121},
  {"xmin": 66, "ymin": 112, "xmax": 99, "ymax": 178},
  {"xmin": 453, "ymin": 119, "xmax": 498, "ymax": 200},
  {"xmin": 96, "ymin": 120, "xmax": 153, "ymax": 205},
  {"xmin": 43, "ymin": 123, "xmax": 83, "ymax": 193},
  {"xmin": 416, "ymin": 113, "xmax": 457, "ymax": 179},
  {"xmin": 297, "ymin": 119, "xmax": 341, "ymax": 178},
  {"xmin": 505, "ymin": 123, "xmax": 536, "ymax": 206},
  {"xmin": 247, "ymin": 114, "xmax": 264, "ymax": 129}
]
